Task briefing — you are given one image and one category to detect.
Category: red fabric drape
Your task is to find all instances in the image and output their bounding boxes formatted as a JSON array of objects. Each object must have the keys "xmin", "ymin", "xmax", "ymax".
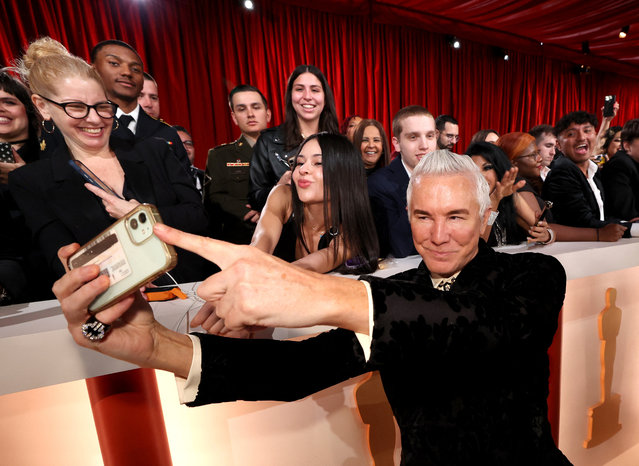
[{"xmin": 2, "ymin": 0, "xmax": 638, "ymax": 168}]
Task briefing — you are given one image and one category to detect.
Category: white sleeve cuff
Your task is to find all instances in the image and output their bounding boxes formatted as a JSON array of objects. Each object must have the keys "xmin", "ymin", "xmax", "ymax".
[
  {"xmin": 175, "ymin": 333, "xmax": 202, "ymax": 404},
  {"xmin": 630, "ymin": 223, "xmax": 639, "ymax": 237},
  {"xmin": 354, "ymin": 280, "xmax": 374, "ymax": 362}
]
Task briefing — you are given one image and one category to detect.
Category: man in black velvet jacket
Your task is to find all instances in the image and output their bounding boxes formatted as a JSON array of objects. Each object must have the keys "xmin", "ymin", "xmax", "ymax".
[{"xmin": 55, "ymin": 151, "xmax": 571, "ymax": 465}]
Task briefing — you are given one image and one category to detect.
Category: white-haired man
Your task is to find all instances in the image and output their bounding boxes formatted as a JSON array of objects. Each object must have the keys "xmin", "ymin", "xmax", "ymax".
[{"xmin": 55, "ymin": 151, "xmax": 570, "ymax": 464}]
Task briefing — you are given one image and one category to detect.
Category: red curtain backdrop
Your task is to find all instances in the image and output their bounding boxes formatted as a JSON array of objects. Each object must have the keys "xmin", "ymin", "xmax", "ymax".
[{"xmin": 2, "ymin": 0, "xmax": 638, "ymax": 168}]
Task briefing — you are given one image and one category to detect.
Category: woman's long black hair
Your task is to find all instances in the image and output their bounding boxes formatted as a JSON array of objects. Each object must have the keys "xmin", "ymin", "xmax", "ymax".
[
  {"xmin": 291, "ymin": 133, "xmax": 379, "ymax": 273},
  {"xmin": 465, "ymin": 141, "xmax": 522, "ymax": 246},
  {"xmin": 282, "ymin": 65, "xmax": 339, "ymax": 150}
]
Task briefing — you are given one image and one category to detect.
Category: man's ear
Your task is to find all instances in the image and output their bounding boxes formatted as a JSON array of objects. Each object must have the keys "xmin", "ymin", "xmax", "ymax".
[
  {"xmin": 230, "ymin": 111, "xmax": 239, "ymax": 127},
  {"xmin": 622, "ymin": 141, "xmax": 630, "ymax": 152},
  {"xmin": 392, "ymin": 136, "xmax": 401, "ymax": 153},
  {"xmin": 479, "ymin": 208, "xmax": 491, "ymax": 235},
  {"xmin": 31, "ymin": 94, "xmax": 52, "ymax": 121},
  {"xmin": 266, "ymin": 108, "xmax": 272, "ymax": 123}
]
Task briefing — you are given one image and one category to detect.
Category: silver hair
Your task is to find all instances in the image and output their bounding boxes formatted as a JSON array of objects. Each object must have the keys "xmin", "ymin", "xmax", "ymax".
[{"xmin": 406, "ymin": 149, "xmax": 491, "ymax": 218}]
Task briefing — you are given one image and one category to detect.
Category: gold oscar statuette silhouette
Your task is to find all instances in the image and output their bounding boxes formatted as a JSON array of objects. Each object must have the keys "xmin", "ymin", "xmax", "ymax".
[
  {"xmin": 583, "ymin": 288, "xmax": 622, "ymax": 448},
  {"xmin": 355, "ymin": 371, "xmax": 397, "ymax": 465}
]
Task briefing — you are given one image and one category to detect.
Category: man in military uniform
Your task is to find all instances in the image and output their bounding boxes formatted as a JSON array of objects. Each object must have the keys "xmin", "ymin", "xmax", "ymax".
[{"xmin": 205, "ymin": 85, "xmax": 271, "ymax": 243}]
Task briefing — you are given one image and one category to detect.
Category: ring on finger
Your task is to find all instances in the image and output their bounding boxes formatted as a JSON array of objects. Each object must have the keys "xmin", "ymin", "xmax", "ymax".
[{"xmin": 81, "ymin": 315, "xmax": 112, "ymax": 341}]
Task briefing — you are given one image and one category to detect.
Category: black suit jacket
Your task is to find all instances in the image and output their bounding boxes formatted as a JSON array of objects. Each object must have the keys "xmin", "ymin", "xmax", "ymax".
[
  {"xmin": 188, "ymin": 242, "xmax": 570, "ymax": 465},
  {"xmin": 542, "ymin": 155, "xmax": 612, "ymax": 228},
  {"xmin": 601, "ymin": 150, "xmax": 639, "ymax": 220},
  {"xmin": 367, "ymin": 156, "xmax": 417, "ymax": 258},
  {"xmin": 9, "ymin": 139, "xmax": 211, "ymax": 282}
]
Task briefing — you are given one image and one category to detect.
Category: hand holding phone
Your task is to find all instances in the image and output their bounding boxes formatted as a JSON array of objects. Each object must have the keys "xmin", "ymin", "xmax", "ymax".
[
  {"xmin": 68, "ymin": 204, "xmax": 177, "ymax": 313},
  {"xmin": 603, "ymin": 95, "xmax": 616, "ymax": 118},
  {"xmin": 0, "ymin": 145, "xmax": 25, "ymax": 184},
  {"xmin": 537, "ymin": 200, "xmax": 553, "ymax": 224},
  {"xmin": 0, "ymin": 142, "xmax": 16, "ymax": 163}
]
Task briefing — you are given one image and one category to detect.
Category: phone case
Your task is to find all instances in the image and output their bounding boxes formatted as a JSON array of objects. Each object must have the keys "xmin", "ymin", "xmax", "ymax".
[
  {"xmin": 68, "ymin": 204, "xmax": 178, "ymax": 313},
  {"xmin": 0, "ymin": 142, "xmax": 15, "ymax": 163}
]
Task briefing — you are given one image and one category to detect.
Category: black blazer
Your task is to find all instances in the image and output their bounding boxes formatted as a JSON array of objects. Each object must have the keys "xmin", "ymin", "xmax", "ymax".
[
  {"xmin": 187, "ymin": 242, "xmax": 570, "ymax": 465},
  {"xmin": 367, "ymin": 156, "xmax": 417, "ymax": 258},
  {"xmin": 601, "ymin": 150, "xmax": 639, "ymax": 220},
  {"xmin": 542, "ymin": 155, "xmax": 610, "ymax": 228},
  {"xmin": 9, "ymin": 139, "xmax": 211, "ymax": 282}
]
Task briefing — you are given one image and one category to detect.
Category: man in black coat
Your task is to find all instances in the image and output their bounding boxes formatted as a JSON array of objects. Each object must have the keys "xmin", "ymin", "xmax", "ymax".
[
  {"xmin": 55, "ymin": 151, "xmax": 571, "ymax": 465},
  {"xmin": 601, "ymin": 119, "xmax": 639, "ymax": 221}
]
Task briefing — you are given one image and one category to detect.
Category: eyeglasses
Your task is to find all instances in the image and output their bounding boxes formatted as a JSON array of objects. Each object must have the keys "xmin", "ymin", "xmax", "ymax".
[
  {"xmin": 515, "ymin": 151, "xmax": 540, "ymax": 161},
  {"xmin": 39, "ymin": 95, "xmax": 118, "ymax": 119},
  {"xmin": 444, "ymin": 133, "xmax": 460, "ymax": 141}
]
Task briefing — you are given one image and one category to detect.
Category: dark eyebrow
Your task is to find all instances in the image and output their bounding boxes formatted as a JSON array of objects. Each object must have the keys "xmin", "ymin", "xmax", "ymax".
[{"xmin": 105, "ymin": 53, "xmax": 142, "ymax": 67}]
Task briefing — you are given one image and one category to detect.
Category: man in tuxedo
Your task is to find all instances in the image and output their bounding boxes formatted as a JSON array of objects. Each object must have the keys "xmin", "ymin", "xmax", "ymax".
[
  {"xmin": 90, "ymin": 40, "xmax": 191, "ymax": 172},
  {"xmin": 542, "ymin": 111, "xmax": 635, "ymax": 239},
  {"xmin": 56, "ymin": 150, "xmax": 571, "ymax": 464},
  {"xmin": 368, "ymin": 105, "xmax": 438, "ymax": 258},
  {"xmin": 601, "ymin": 119, "xmax": 639, "ymax": 220}
]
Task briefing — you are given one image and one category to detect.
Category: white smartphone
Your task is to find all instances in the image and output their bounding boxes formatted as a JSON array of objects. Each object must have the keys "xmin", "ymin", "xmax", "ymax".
[{"xmin": 68, "ymin": 204, "xmax": 178, "ymax": 313}]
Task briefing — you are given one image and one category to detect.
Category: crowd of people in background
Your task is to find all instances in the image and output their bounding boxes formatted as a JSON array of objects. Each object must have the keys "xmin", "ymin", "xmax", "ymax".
[{"xmin": 1, "ymin": 36, "xmax": 639, "ymax": 306}]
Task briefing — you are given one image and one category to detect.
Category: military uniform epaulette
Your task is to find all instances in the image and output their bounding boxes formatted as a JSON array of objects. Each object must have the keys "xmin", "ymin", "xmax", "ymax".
[
  {"xmin": 210, "ymin": 137, "xmax": 247, "ymax": 151},
  {"xmin": 213, "ymin": 141, "xmax": 236, "ymax": 149}
]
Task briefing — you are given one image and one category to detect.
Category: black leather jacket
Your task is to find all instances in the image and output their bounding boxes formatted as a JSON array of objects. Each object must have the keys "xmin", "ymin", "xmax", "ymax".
[{"xmin": 248, "ymin": 125, "xmax": 297, "ymax": 211}]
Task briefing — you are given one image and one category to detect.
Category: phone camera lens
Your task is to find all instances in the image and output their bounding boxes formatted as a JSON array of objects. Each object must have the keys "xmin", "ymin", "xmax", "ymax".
[
  {"xmin": 139, "ymin": 212, "xmax": 147, "ymax": 223},
  {"xmin": 130, "ymin": 218, "xmax": 138, "ymax": 229}
]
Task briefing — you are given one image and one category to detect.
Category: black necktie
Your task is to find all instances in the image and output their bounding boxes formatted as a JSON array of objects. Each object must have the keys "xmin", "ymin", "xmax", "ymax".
[{"xmin": 118, "ymin": 114, "xmax": 135, "ymax": 135}]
